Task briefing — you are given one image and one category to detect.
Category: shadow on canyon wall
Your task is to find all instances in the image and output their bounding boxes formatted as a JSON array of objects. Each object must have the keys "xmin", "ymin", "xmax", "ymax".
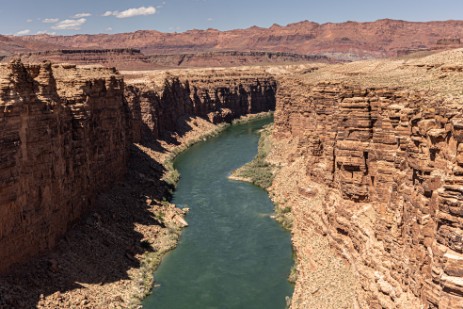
[
  {"xmin": 0, "ymin": 71, "xmax": 277, "ymax": 308},
  {"xmin": 0, "ymin": 145, "xmax": 174, "ymax": 308},
  {"xmin": 135, "ymin": 77, "xmax": 276, "ymax": 147}
]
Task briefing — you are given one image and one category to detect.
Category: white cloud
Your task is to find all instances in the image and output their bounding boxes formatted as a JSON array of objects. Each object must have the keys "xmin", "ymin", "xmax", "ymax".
[
  {"xmin": 15, "ymin": 29, "xmax": 30, "ymax": 36},
  {"xmin": 106, "ymin": 27, "xmax": 113, "ymax": 31},
  {"xmin": 26, "ymin": 19, "xmax": 33, "ymax": 23},
  {"xmin": 103, "ymin": 6, "xmax": 156, "ymax": 18},
  {"xmin": 72, "ymin": 12, "xmax": 91, "ymax": 18},
  {"xmin": 37, "ymin": 30, "xmax": 56, "ymax": 35},
  {"xmin": 42, "ymin": 18, "xmax": 59, "ymax": 24},
  {"xmin": 207, "ymin": 17, "xmax": 213, "ymax": 21},
  {"xmin": 51, "ymin": 18, "xmax": 87, "ymax": 30}
]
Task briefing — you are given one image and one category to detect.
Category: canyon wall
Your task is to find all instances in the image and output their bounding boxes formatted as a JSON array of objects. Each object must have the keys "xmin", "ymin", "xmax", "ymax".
[
  {"xmin": 0, "ymin": 61, "xmax": 130, "ymax": 273},
  {"xmin": 124, "ymin": 71, "xmax": 276, "ymax": 144},
  {"xmin": 145, "ymin": 51, "xmax": 329, "ymax": 68},
  {"xmin": 272, "ymin": 78, "xmax": 463, "ymax": 308},
  {"xmin": 15, "ymin": 49, "xmax": 154, "ymax": 70},
  {"xmin": 2, "ymin": 53, "xmax": 462, "ymax": 308},
  {"xmin": 9, "ymin": 49, "xmax": 328, "ymax": 70},
  {"xmin": 0, "ymin": 63, "xmax": 276, "ymax": 273}
]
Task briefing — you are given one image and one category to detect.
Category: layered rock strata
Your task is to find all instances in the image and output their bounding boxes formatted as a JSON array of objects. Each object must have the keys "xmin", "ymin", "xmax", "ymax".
[
  {"xmin": 10, "ymin": 49, "xmax": 329, "ymax": 70},
  {"xmin": 124, "ymin": 70, "xmax": 276, "ymax": 144},
  {"xmin": 0, "ymin": 61, "xmax": 129, "ymax": 273},
  {"xmin": 272, "ymin": 75, "xmax": 463, "ymax": 308},
  {"xmin": 17, "ymin": 19, "xmax": 463, "ymax": 60},
  {"xmin": 6, "ymin": 51, "xmax": 463, "ymax": 309},
  {"xmin": 14, "ymin": 49, "xmax": 153, "ymax": 70},
  {"xmin": 145, "ymin": 51, "xmax": 329, "ymax": 68}
]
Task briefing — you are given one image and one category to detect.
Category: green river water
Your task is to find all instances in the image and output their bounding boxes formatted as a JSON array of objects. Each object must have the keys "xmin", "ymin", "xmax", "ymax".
[{"xmin": 143, "ymin": 117, "xmax": 294, "ymax": 309}]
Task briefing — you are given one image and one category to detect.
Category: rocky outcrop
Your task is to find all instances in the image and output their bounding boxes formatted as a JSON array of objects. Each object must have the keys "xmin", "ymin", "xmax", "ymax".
[
  {"xmin": 272, "ymin": 77, "xmax": 463, "ymax": 308},
  {"xmin": 13, "ymin": 19, "xmax": 463, "ymax": 62},
  {"xmin": 0, "ymin": 61, "xmax": 130, "ymax": 273},
  {"xmin": 1, "ymin": 19, "xmax": 463, "ymax": 67},
  {"xmin": 0, "ymin": 63, "xmax": 277, "ymax": 275},
  {"xmin": 125, "ymin": 71, "xmax": 276, "ymax": 144},
  {"xmin": 145, "ymin": 51, "xmax": 330, "ymax": 68},
  {"xmin": 14, "ymin": 49, "xmax": 154, "ymax": 70},
  {"xmin": 10, "ymin": 49, "xmax": 330, "ymax": 70}
]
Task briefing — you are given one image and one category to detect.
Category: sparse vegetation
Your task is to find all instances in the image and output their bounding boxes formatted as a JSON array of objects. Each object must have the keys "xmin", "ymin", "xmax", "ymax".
[
  {"xmin": 131, "ymin": 228, "xmax": 182, "ymax": 307},
  {"xmin": 229, "ymin": 124, "xmax": 275, "ymax": 189},
  {"xmin": 232, "ymin": 111, "xmax": 274, "ymax": 125},
  {"xmin": 163, "ymin": 113, "xmax": 274, "ymax": 189},
  {"xmin": 281, "ymin": 206, "xmax": 291, "ymax": 214},
  {"xmin": 163, "ymin": 161, "xmax": 180, "ymax": 187},
  {"xmin": 288, "ymin": 263, "xmax": 298, "ymax": 284},
  {"xmin": 161, "ymin": 123, "xmax": 228, "ymax": 189},
  {"xmin": 273, "ymin": 208, "xmax": 293, "ymax": 230},
  {"xmin": 229, "ymin": 122, "xmax": 295, "ymax": 229}
]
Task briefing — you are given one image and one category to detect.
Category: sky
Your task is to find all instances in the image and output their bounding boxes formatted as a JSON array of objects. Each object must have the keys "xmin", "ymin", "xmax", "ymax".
[{"xmin": 5, "ymin": 0, "xmax": 463, "ymax": 36}]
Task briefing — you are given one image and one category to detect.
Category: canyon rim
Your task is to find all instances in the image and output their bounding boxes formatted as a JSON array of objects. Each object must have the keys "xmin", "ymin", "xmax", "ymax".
[{"xmin": 2, "ymin": 1, "xmax": 463, "ymax": 308}]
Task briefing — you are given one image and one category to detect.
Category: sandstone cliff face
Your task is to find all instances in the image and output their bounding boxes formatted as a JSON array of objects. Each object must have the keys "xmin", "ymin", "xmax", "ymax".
[
  {"xmin": 11, "ymin": 49, "xmax": 329, "ymax": 70},
  {"xmin": 273, "ymin": 79, "xmax": 463, "ymax": 308},
  {"xmin": 14, "ymin": 49, "xmax": 154, "ymax": 70},
  {"xmin": 0, "ymin": 61, "xmax": 130, "ymax": 272},
  {"xmin": 125, "ymin": 71, "xmax": 277, "ymax": 144},
  {"xmin": 145, "ymin": 51, "xmax": 329, "ymax": 69}
]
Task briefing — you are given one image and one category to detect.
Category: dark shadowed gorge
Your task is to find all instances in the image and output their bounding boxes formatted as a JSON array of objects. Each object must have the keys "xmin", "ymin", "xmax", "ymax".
[{"xmin": 0, "ymin": 61, "xmax": 276, "ymax": 308}]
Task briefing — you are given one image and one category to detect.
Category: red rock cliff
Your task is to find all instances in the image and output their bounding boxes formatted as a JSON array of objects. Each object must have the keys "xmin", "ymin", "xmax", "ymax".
[
  {"xmin": 124, "ymin": 70, "xmax": 276, "ymax": 144},
  {"xmin": 18, "ymin": 19, "xmax": 463, "ymax": 60},
  {"xmin": 0, "ymin": 61, "xmax": 130, "ymax": 272},
  {"xmin": 273, "ymin": 76, "xmax": 463, "ymax": 308},
  {"xmin": 0, "ymin": 64, "xmax": 277, "ymax": 274}
]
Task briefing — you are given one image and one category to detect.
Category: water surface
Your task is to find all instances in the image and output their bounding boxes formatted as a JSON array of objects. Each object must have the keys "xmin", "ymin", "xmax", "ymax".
[{"xmin": 143, "ymin": 117, "xmax": 293, "ymax": 309}]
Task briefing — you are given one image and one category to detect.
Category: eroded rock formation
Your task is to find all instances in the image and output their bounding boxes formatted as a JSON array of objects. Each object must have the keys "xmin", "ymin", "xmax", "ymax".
[
  {"xmin": 10, "ymin": 49, "xmax": 329, "ymax": 70},
  {"xmin": 14, "ymin": 49, "xmax": 154, "ymax": 70},
  {"xmin": 125, "ymin": 70, "xmax": 276, "ymax": 143},
  {"xmin": 4, "ymin": 48, "xmax": 463, "ymax": 308},
  {"xmin": 270, "ymin": 52, "xmax": 463, "ymax": 308},
  {"xmin": 144, "ymin": 51, "xmax": 329, "ymax": 68},
  {"xmin": 0, "ymin": 62, "xmax": 276, "ymax": 278},
  {"xmin": 0, "ymin": 61, "xmax": 129, "ymax": 273},
  {"xmin": 4, "ymin": 19, "xmax": 463, "ymax": 68},
  {"xmin": 18, "ymin": 19, "xmax": 463, "ymax": 60}
]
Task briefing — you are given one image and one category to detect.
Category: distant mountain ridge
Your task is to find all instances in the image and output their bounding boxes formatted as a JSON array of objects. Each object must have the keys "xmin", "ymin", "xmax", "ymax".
[{"xmin": 4, "ymin": 19, "xmax": 463, "ymax": 68}]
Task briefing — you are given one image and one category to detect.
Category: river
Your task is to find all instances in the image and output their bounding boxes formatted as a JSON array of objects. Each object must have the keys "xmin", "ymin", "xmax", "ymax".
[{"xmin": 143, "ymin": 117, "xmax": 293, "ymax": 309}]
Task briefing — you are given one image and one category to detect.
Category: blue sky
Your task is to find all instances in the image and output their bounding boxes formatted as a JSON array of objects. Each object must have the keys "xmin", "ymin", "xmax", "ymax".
[{"xmin": 6, "ymin": 0, "xmax": 463, "ymax": 36}]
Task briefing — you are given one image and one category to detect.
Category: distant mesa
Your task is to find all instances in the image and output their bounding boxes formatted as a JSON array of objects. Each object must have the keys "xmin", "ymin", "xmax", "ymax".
[{"xmin": 2, "ymin": 19, "xmax": 463, "ymax": 69}]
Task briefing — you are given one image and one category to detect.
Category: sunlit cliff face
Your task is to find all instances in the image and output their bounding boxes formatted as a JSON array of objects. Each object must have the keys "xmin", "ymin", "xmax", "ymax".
[{"xmin": 270, "ymin": 53, "xmax": 463, "ymax": 308}]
